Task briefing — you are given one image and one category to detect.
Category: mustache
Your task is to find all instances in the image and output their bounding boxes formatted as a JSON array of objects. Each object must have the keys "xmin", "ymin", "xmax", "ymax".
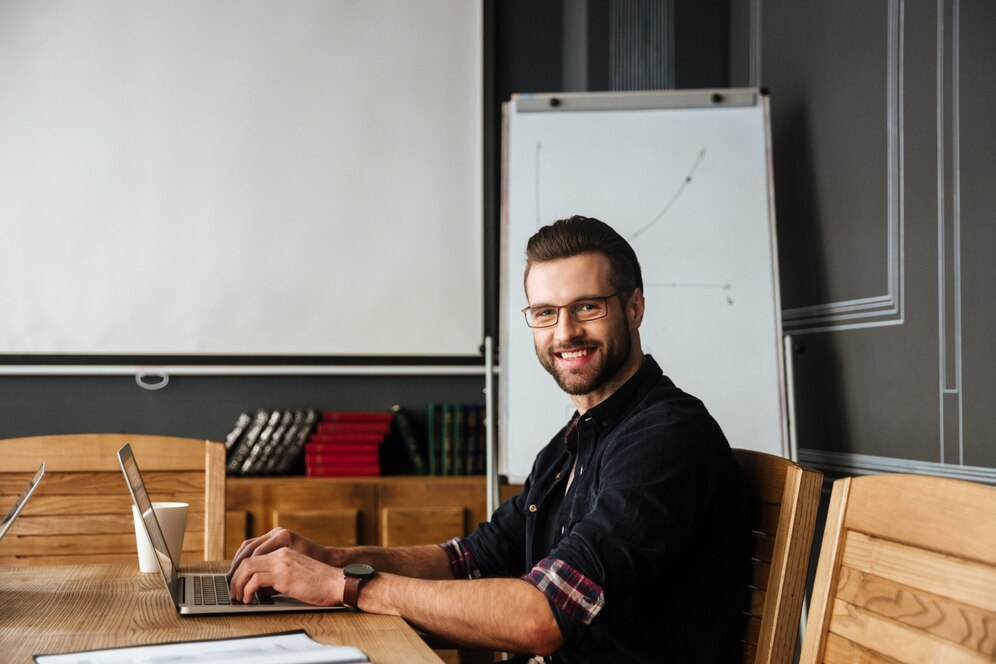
[{"xmin": 549, "ymin": 341, "xmax": 600, "ymax": 354}]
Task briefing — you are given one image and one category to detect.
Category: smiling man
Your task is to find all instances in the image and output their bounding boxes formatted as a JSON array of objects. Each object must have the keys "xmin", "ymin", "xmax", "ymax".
[{"xmin": 227, "ymin": 216, "xmax": 750, "ymax": 662}]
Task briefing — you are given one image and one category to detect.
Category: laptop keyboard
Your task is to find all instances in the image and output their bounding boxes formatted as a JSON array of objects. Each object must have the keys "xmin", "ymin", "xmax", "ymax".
[
  {"xmin": 192, "ymin": 575, "xmax": 232, "ymax": 606},
  {"xmin": 189, "ymin": 575, "xmax": 274, "ymax": 607}
]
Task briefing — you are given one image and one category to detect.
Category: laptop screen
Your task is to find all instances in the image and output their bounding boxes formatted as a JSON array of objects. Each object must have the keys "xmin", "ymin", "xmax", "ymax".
[
  {"xmin": 117, "ymin": 444, "xmax": 180, "ymax": 604},
  {"xmin": 0, "ymin": 463, "xmax": 45, "ymax": 541}
]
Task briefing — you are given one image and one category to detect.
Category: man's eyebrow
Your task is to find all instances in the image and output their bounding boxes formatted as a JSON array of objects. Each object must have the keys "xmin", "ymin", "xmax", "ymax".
[{"xmin": 528, "ymin": 294, "xmax": 607, "ymax": 308}]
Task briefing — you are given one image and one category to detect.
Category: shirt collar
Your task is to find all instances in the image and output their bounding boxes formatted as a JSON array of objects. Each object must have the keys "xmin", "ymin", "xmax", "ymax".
[{"xmin": 573, "ymin": 354, "xmax": 667, "ymax": 435}]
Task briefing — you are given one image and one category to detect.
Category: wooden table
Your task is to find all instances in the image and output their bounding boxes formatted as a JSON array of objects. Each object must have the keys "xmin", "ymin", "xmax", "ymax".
[{"xmin": 0, "ymin": 562, "xmax": 442, "ymax": 663}]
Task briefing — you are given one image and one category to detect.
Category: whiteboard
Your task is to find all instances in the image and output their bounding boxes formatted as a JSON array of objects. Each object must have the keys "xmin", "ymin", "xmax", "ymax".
[
  {"xmin": 500, "ymin": 89, "xmax": 787, "ymax": 482},
  {"xmin": 0, "ymin": 0, "xmax": 482, "ymax": 359}
]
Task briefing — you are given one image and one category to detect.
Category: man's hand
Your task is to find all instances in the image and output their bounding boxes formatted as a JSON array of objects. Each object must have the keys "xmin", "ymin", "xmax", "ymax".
[
  {"xmin": 226, "ymin": 527, "xmax": 329, "ymax": 580},
  {"xmin": 228, "ymin": 546, "xmax": 342, "ymax": 606}
]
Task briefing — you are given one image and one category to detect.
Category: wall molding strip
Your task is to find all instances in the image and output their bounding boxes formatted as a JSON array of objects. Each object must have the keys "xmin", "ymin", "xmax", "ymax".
[
  {"xmin": 936, "ymin": 0, "xmax": 965, "ymax": 466},
  {"xmin": 799, "ymin": 448, "xmax": 996, "ymax": 486},
  {"xmin": 780, "ymin": 0, "xmax": 906, "ymax": 334}
]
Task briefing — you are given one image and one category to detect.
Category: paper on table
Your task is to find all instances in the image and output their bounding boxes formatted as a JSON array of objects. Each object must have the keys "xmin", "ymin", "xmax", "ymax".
[{"xmin": 34, "ymin": 630, "xmax": 368, "ymax": 664}]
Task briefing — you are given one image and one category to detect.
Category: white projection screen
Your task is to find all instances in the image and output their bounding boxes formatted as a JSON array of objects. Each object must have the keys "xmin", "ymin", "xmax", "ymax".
[{"xmin": 0, "ymin": 0, "xmax": 483, "ymax": 361}]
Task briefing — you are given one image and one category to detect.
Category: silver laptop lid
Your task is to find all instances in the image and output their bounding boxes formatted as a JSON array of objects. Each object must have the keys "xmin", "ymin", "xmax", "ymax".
[
  {"xmin": 116, "ymin": 444, "xmax": 181, "ymax": 607},
  {"xmin": 0, "ymin": 463, "xmax": 45, "ymax": 542}
]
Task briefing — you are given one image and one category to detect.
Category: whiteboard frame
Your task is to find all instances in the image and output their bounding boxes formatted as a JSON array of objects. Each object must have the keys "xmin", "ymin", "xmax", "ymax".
[{"xmin": 499, "ymin": 88, "xmax": 790, "ymax": 482}]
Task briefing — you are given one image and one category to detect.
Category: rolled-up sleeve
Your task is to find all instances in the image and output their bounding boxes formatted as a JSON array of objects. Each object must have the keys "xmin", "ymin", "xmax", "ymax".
[
  {"xmin": 522, "ymin": 556, "xmax": 605, "ymax": 625},
  {"xmin": 452, "ymin": 476, "xmax": 532, "ymax": 578},
  {"xmin": 438, "ymin": 537, "xmax": 482, "ymax": 579}
]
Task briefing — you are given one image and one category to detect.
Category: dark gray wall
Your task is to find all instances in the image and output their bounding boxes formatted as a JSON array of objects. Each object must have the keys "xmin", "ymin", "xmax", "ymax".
[
  {"xmin": 748, "ymin": 0, "xmax": 995, "ymax": 481},
  {"xmin": 0, "ymin": 373, "xmax": 484, "ymax": 443}
]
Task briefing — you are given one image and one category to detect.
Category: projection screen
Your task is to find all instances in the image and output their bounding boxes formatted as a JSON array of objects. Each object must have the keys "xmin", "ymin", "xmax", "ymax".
[{"xmin": 0, "ymin": 0, "xmax": 483, "ymax": 362}]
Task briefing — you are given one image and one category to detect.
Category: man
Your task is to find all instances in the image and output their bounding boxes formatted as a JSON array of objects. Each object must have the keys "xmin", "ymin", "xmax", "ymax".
[{"xmin": 228, "ymin": 216, "xmax": 750, "ymax": 662}]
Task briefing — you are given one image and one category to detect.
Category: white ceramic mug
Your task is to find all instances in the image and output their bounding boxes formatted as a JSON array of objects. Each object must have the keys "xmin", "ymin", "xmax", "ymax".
[{"xmin": 132, "ymin": 501, "xmax": 188, "ymax": 573}]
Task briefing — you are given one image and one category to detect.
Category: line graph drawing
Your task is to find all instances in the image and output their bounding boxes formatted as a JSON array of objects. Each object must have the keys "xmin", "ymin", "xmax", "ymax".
[
  {"xmin": 647, "ymin": 281, "xmax": 735, "ymax": 305},
  {"xmin": 648, "ymin": 282, "xmax": 731, "ymax": 289},
  {"xmin": 628, "ymin": 148, "xmax": 706, "ymax": 240},
  {"xmin": 532, "ymin": 143, "xmax": 706, "ymax": 239}
]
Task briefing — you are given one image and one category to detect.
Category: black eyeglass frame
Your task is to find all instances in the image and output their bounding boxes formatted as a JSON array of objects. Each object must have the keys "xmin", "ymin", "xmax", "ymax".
[{"xmin": 521, "ymin": 291, "xmax": 621, "ymax": 328}]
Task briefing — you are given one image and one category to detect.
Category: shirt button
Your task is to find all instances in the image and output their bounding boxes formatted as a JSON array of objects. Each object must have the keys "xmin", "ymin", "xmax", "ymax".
[{"xmin": 528, "ymin": 504, "xmax": 538, "ymax": 513}]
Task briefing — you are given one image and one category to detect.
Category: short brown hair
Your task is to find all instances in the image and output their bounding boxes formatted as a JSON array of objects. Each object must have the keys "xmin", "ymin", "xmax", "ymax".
[{"xmin": 524, "ymin": 215, "xmax": 643, "ymax": 295}]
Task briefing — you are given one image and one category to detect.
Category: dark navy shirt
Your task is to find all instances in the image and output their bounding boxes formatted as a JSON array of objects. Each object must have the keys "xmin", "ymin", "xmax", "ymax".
[{"xmin": 456, "ymin": 355, "xmax": 751, "ymax": 662}]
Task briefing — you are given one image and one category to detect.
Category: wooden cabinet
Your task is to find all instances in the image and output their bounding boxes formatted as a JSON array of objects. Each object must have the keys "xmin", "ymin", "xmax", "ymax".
[{"xmin": 225, "ymin": 476, "xmax": 523, "ymax": 557}]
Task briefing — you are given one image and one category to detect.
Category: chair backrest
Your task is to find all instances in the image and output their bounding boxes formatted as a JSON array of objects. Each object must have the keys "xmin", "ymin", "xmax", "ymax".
[
  {"xmin": 734, "ymin": 449, "xmax": 823, "ymax": 664},
  {"xmin": 0, "ymin": 434, "xmax": 225, "ymax": 565},
  {"xmin": 800, "ymin": 474, "xmax": 996, "ymax": 663}
]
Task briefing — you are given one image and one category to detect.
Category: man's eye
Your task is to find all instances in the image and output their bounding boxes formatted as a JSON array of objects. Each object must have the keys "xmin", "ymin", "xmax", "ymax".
[
  {"xmin": 576, "ymin": 303, "xmax": 599, "ymax": 312},
  {"xmin": 534, "ymin": 309, "xmax": 556, "ymax": 318}
]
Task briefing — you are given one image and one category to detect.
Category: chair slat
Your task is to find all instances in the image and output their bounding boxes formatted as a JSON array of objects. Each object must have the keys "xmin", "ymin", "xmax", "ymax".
[
  {"xmin": 0, "ymin": 435, "xmax": 210, "ymax": 472},
  {"xmin": 845, "ymin": 475, "xmax": 996, "ymax": 565},
  {"xmin": 0, "ymin": 553, "xmax": 137, "ymax": 567},
  {"xmin": 752, "ymin": 559, "xmax": 771, "ymax": 590},
  {"xmin": 1, "ymin": 472, "xmax": 204, "ymax": 495},
  {"xmin": 753, "ymin": 502, "xmax": 782, "ymax": 536},
  {"xmin": 828, "ymin": 598, "xmax": 991, "ymax": 664},
  {"xmin": 2, "ymin": 532, "xmax": 204, "ymax": 556},
  {"xmin": 836, "ymin": 565, "xmax": 996, "ymax": 657},
  {"xmin": 842, "ymin": 531, "xmax": 996, "ymax": 613},
  {"xmin": 823, "ymin": 633, "xmax": 902, "ymax": 664},
  {"xmin": 752, "ymin": 530, "xmax": 776, "ymax": 562},
  {"xmin": 11, "ymin": 512, "xmax": 205, "ymax": 536}
]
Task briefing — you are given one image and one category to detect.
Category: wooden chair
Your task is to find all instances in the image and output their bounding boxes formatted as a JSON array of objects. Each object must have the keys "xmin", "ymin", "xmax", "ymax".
[
  {"xmin": 799, "ymin": 473, "xmax": 996, "ymax": 662},
  {"xmin": 0, "ymin": 434, "xmax": 225, "ymax": 565},
  {"xmin": 734, "ymin": 449, "xmax": 823, "ymax": 664}
]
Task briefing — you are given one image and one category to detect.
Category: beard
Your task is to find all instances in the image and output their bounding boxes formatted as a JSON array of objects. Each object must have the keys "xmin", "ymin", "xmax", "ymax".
[{"xmin": 535, "ymin": 323, "xmax": 633, "ymax": 397}]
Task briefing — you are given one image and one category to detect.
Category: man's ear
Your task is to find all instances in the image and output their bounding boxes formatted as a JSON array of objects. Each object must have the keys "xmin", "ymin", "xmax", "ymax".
[{"xmin": 628, "ymin": 288, "xmax": 645, "ymax": 329}]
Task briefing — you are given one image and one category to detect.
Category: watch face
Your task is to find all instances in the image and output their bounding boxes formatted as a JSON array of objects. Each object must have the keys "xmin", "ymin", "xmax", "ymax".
[{"xmin": 344, "ymin": 563, "xmax": 375, "ymax": 578}]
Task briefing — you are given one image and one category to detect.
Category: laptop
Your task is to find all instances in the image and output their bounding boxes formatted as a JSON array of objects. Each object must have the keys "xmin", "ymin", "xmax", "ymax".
[
  {"xmin": 117, "ymin": 443, "xmax": 346, "ymax": 615},
  {"xmin": 0, "ymin": 463, "xmax": 45, "ymax": 543}
]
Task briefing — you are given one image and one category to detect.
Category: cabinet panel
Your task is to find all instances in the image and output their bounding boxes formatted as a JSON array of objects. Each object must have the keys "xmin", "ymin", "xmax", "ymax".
[
  {"xmin": 226, "ymin": 477, "xmax": 525, "ymax": 553},
  {"xmin": 376, "ymin": 477, "xmax": 488, "ymax": 543},
  {"xmin": 381, "ymin": 507, "xmax": 465, "ymax": 547},
  {"xmin": 227, "ymin": 477, "xmax": 378, "ymax": 547},
  {"xmin": 273, "ymin": 509, "xmax": 359, "ymax": 547}
]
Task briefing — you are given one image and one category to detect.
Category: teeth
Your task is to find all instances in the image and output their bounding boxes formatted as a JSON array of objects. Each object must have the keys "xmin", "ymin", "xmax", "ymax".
[{"xmin": 560, "ymin": 349, "xmax": 589, "ymax": 360}]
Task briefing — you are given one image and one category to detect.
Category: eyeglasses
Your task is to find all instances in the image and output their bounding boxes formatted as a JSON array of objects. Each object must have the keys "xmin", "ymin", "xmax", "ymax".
[{"xmin": 522, "ymin": 292, "xmax": 619, "ymax": 328}]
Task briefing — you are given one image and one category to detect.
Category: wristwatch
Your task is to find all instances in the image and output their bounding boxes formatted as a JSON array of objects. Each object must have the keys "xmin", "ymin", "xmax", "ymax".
[{"xmin": 342, "ymin": 563, "xmax": 376, "ymax": 609}]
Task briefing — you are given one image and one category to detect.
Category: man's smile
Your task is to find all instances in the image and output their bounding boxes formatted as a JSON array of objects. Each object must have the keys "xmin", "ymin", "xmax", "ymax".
[{"xmin": 554, "ymin": 346, "xmax": 598, "ymax": 366}]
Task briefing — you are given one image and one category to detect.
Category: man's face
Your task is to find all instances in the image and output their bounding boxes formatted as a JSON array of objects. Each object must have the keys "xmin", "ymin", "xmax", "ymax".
[{"xmin": 524, "ymin": 252, "xmax": 635, "ymax": 401}]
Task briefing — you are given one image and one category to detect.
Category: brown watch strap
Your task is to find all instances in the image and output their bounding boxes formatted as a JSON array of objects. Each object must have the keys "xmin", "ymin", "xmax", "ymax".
[{"xmin": 343, "ymin": 574, "xmax": 363, "ymax": 609}]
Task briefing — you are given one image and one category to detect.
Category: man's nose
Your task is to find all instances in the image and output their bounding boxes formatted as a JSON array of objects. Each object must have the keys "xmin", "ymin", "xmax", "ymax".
[{"xmin": 553, "ymin": 309, "xmax": 582, "ymax": 342}]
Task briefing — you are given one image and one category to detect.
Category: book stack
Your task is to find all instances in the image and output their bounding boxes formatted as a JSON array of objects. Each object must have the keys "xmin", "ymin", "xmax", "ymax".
[
  {"xmin": 391, "ymin": 405, "xmax": 428, "ymax": 475},
  {"xmin": 225, "ymin": 409, "xmax": 319, "ymax": 476},
  {"xmin": 425, "ymin": 403, "xmax": 486, "ymax": 476},
  {"xmin": 304, "ymin": 411, "xmax": 393, "ymax": 477}
]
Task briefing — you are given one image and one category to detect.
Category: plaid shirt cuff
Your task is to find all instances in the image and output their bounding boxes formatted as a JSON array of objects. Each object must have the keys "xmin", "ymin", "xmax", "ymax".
[
  {"xmin": 523, "ymin": 557, "xmax": 605, "ymax": 625},
  {"xmin": 439, "ymin": 537, "xmax": 482, "ymax": 579}
]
